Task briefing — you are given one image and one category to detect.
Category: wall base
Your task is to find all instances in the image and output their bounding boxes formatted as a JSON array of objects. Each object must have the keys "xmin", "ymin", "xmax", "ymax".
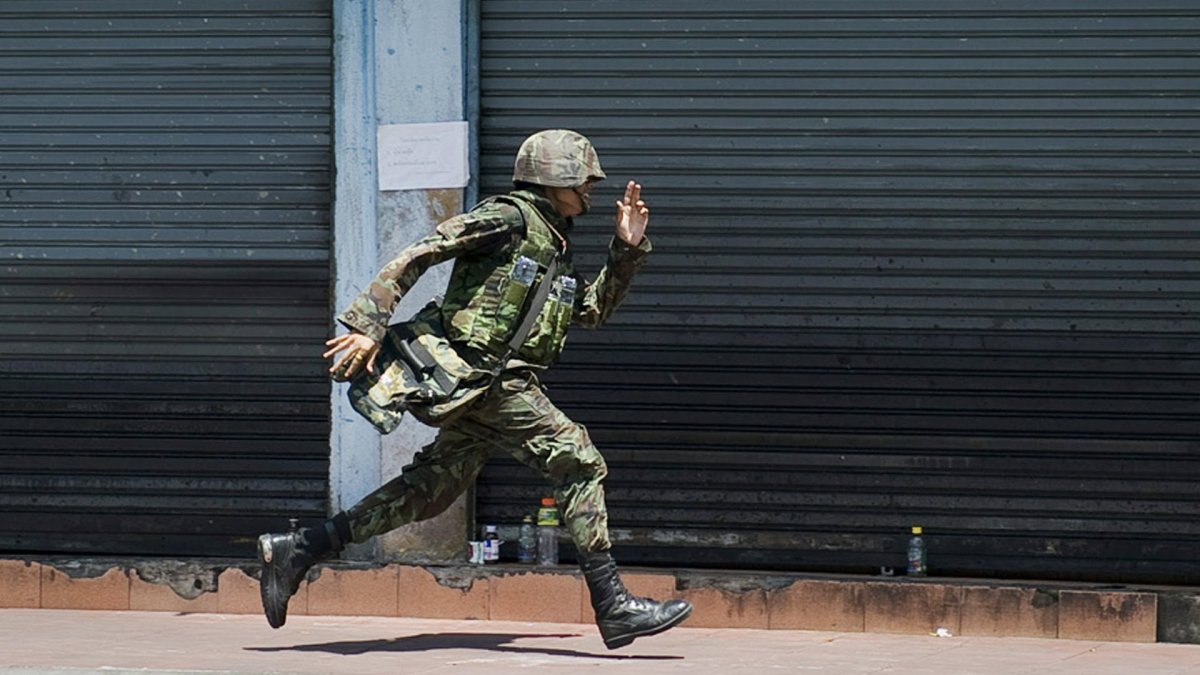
[{"xmin": 2, "ymin": 558, "xmax": 1195, "ymax": 644}]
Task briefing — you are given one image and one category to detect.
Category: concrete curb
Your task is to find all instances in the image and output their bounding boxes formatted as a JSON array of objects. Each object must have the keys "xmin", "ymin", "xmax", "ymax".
[{"xmin": 3, "ymin": 558, "xmax": 1197, "ymax": 643}]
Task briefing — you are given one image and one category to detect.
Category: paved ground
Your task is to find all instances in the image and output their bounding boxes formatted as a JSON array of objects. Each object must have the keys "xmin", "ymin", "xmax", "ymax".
[{"xmin": 2, "ymin": 609, "xmax": 1200, "ymax": 674}]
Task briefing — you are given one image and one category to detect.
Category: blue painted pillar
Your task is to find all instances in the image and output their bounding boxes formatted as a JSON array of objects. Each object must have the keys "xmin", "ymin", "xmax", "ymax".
[
  {"xmin": 330, "ymin": 0, "xmax": 381, "ymax": 555},
  {"xmin": 330, "ymin": 0, "xmax": 470, "ymax": 562}
]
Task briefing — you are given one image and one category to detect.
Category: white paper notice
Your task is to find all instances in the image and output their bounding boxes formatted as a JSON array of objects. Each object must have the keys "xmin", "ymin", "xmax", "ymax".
[{"xmin": 377, "ymin": 121, "xmax": 469, "ymax": 191}]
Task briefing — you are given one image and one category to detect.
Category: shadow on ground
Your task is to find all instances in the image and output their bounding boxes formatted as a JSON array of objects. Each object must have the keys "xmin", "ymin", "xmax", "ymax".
[{"xmin": 246, "ymin": 632, "xmax": 684, "ymax": 660}]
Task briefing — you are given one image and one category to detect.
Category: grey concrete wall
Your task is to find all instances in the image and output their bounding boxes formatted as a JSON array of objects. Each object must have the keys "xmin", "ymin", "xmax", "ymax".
[{"xmin": 331, "ymin": 0, "xmax": 469, "ymax": 562}]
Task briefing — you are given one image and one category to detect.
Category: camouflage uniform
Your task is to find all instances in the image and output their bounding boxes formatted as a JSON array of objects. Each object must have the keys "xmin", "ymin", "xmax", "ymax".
[
  {"xmin": 260, "ymin": 131, "xmax": 691, "ymax": 647},
  {"xmin": 345, "ymin": 368, "xmax": 613, "ymax": 552},
  {"xmin": 337, "ymin": 185, "xmax": 650, "ymax": 554}
]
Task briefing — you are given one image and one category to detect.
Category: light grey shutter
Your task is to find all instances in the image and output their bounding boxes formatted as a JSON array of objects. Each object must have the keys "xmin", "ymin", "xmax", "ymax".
[{"xmin": 0, "ymin": 1, "xmax": 333, "ymax": 556}]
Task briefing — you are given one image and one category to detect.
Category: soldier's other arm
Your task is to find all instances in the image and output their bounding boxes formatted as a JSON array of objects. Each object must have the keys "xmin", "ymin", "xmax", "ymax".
[
  {"xmin": 572, "ymin": 236, "xmax": 652, "ymax": 329},
  {"xmin": 573, "ymin": 180, "xmax": 652, "ymax": 329},
  {"xmin": 336, "ymin": 203, "xmax": 524, "ymax": 342}
]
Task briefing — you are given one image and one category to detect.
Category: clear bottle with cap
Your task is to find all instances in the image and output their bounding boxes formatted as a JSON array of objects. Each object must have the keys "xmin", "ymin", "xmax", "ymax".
[
  {"xmin": 483, "ymin": 524, "xmax": 500, "ymax": 563},
  {"xmin": 906, "ymin": 525, "xmax": 927, "ymax": 576},
  {"xmin": 517, "ymin": 515, "xmax": 537, "ymax": 563},
  {"xmin": 536, "ymin": 496, "xmax": 560, "ymax": 566}
]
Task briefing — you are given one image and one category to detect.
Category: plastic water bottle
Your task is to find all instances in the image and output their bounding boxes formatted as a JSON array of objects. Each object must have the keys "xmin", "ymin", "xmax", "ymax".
[
  {"xmin": 536, "ymin": 497, "xmax": 560, "ymax": 566},
  {"xmin": 517, "ymin": 515, "xmax": 537, "ymax": 563},
  {"xmin": 907, "ymin": 525, "xmax": 927, "ymax": 576},
  {"xmin": 483, "ymin": 524, "xmax": 500, "ymax": 563}
]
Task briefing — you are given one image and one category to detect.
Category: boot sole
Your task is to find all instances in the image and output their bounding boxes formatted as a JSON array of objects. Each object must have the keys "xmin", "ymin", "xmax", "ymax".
[
  {"xmin": 257, "ymin": 535, "xmax": 288, "ymax": 629},
  {"xmin": 603, "ymin": 603, "xmax": 694, "ymax": 650}
]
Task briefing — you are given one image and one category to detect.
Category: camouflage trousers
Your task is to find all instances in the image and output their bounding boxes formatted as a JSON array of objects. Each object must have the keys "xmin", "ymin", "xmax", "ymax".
[{"xmin": 343, "ymin": 369, "xmax": 612, "ymax": 553}]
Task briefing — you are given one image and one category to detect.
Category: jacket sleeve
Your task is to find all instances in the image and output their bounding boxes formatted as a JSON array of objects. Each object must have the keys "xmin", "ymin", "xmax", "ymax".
[
  {"xmin": 337, "ymin": 203, "xmax": 523, "ymax": 342},
  {"xmin": 572, "ymin": 235, "xmax": 652, "ymax": 329}
]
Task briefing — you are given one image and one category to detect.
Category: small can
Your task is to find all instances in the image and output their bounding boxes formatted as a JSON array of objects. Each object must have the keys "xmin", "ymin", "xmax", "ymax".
[
  {"xmin": 557, "ymin": 276, "xmax": 577, "ymax": 306},
  {"xmin": 511, "ymin": 256, "xmax": 538, "ymax": 286}
]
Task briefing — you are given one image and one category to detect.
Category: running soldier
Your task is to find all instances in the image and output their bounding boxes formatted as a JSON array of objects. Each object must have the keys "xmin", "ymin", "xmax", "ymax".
[{"xmin": 257, "ymin": 129, "xmax": 692, "ymax": 649}]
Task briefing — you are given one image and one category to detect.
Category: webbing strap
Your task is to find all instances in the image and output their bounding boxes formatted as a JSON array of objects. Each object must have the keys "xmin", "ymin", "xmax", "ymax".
[
  {"xmin": 407, "ymin": 339, "xmax": 459, "ymax": 394},
  {"xmin": 507, "ymin": 256, "xmax": 559, "ymax": 354}
]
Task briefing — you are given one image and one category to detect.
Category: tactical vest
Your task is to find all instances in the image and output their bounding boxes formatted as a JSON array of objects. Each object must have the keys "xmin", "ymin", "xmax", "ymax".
[{"xmin": 440, "ymin": 193, "xmax": 577, "ymax": 366}]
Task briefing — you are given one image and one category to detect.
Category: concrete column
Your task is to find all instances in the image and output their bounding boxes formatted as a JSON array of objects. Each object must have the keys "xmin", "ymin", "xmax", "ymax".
[
  {"xmin": 330, "ymin": 0, "xmax": 382, "ymax": 559},
  {"xmin": 330, "ymin": 0, "xmax": 470, "ymax": 562}
]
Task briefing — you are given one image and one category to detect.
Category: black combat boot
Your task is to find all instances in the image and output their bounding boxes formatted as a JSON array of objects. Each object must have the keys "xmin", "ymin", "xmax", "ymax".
[
  {"xmin": 580, "ymin": 551, "xmax": 693, "ymax": 649},
  {"xmin": 257, "ymin": 514, "xmax": 349, "ymax": 629}
]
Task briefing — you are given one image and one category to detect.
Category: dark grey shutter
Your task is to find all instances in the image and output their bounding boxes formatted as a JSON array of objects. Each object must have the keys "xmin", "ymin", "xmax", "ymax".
[
  {"xmin": 0, "ymin": 1, "xmax": 333, "ymax": 556},
  {"xmin": 475, "ymin": 1, "xmax": 1199, "ymax": 583}
]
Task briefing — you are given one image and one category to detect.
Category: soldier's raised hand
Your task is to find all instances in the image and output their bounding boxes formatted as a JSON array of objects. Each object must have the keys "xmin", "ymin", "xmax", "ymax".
[{"xmin": 615, "ymin": 180, "xmax": 648, "ymax": 246}]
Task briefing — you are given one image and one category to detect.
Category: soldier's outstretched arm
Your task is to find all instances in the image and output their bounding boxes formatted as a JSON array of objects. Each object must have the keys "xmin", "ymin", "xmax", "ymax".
[
  {"xmin": 574, "ymin": 181, "xmax": 653, "ymax": 329},
  {"xmin": 327, "ymin": 202, "xmax": 524, "ymax": 378}
]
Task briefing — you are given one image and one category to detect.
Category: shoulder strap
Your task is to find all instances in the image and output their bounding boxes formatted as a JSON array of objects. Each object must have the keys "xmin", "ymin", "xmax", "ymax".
[
  {"xmin": 490, "ymin": 193, "xmax": 569, "ymax": 256},
  {"xmin": 506, "ymin": 256, "xmax": 558, "ymax": 355},
  {"xmin": 476, "ymin": 194, "xmax": 528, "ymax": 232}
]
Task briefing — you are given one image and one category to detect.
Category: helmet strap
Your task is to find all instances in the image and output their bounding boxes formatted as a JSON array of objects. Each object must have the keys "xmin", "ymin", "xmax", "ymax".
[{"xmin": 572, "ymin": 185, "xmax": 591, "ymax": 215}]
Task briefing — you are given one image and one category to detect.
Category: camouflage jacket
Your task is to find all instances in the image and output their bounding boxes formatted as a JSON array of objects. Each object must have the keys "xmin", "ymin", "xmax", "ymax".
[{"xmin": 337, "ymin": 189, "xmax": 652, "ymax": 367}]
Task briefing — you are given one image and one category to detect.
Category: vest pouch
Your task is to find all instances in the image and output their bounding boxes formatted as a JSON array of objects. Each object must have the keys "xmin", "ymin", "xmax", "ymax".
[
  {"xmin": 347, "ymin": 301, "xmax": 492, "ymax": 432},
  {"xmin": 518, "ymin": 281, "xmax": 573, "ymax": 364}
]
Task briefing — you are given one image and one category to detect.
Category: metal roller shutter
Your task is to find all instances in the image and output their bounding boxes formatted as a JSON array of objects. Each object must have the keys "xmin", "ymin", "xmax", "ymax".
[
  {"xmin": 475, "ymin": 1, "xmax": 1199, "ymax": 583},
  {"xmin": 0, "ymin": 1, "xmax": 332, "ymax": 557}
]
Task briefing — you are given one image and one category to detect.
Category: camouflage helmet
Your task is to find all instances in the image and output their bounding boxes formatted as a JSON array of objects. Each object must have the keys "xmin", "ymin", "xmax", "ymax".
[{"xmin": 512, "ymin": 129, "xmax": 606, "ymax": 188}]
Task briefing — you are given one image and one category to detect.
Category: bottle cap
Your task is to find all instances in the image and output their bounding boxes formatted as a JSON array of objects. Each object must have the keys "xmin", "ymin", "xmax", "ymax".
[
  {"xmin": 541, "ymin": 496, "xmax": 556, "ymax": 507},
  {"xmin": 912, "ymin": 526, "xmax": 923, "ymax": 535}
]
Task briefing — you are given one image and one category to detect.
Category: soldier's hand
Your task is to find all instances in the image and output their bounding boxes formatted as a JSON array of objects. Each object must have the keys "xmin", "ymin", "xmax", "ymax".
[
  {"xmin": 614, "ymin": 180, "xmax": 648, "ymax": 246},
  {"xmin": 323, "ymin": 332, "xmax": 381, "ymax": 380}
]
